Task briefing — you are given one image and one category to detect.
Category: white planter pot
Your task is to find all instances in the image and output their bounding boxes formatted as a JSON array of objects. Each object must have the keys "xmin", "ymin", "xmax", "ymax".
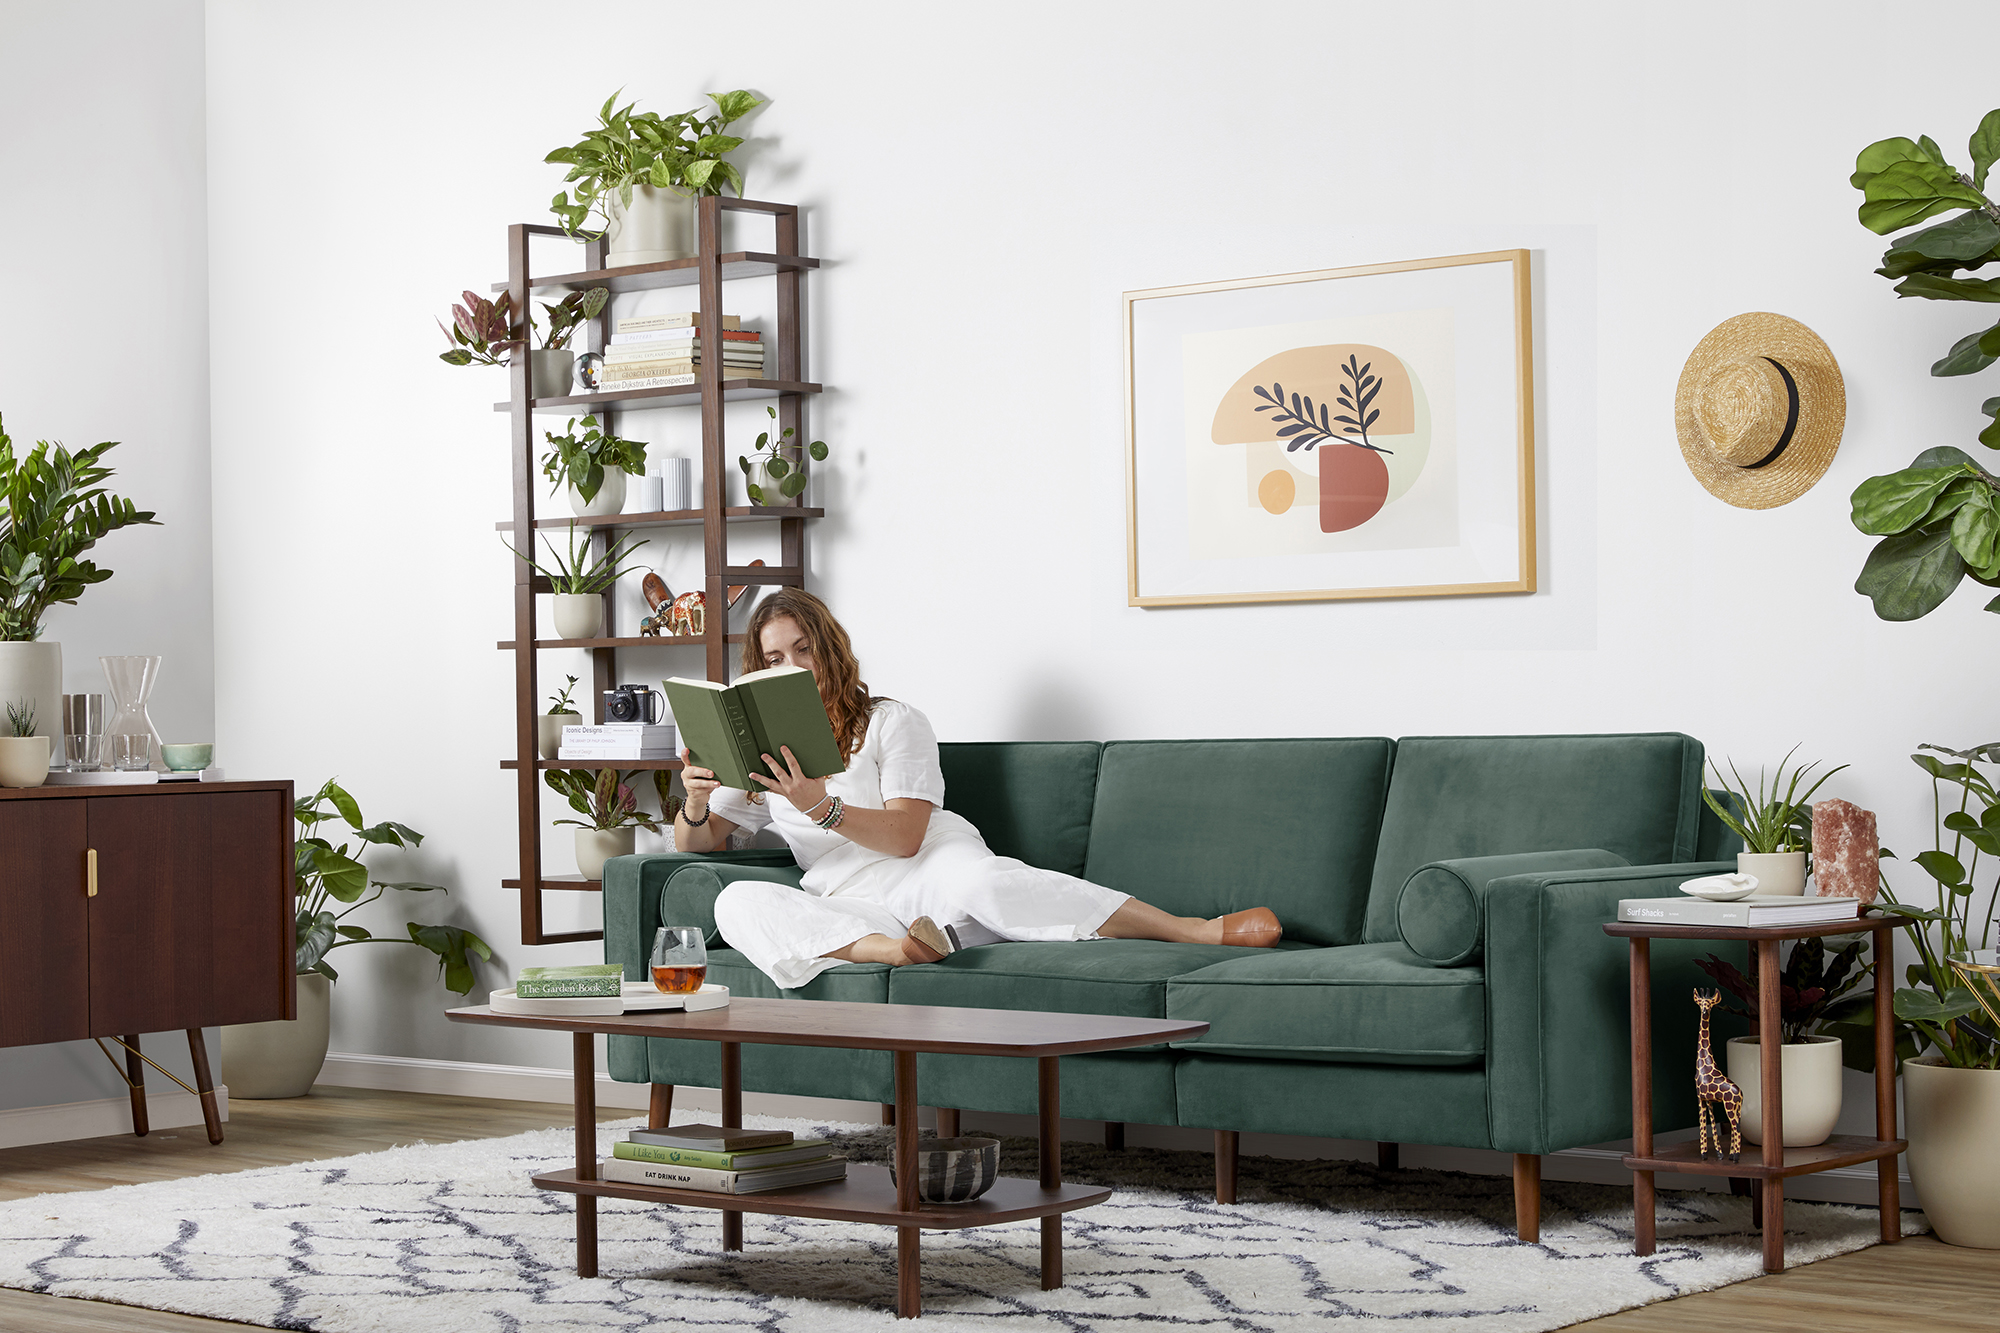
[
  {"xmin": 566, "ymin": 467, "xmax": 629, "ymax": 517},
  {"xmin": 221, "ymin": 972, "xmax": 331, "ymax": 1100},
  {"xmin": 539, "ymin": 711, "xmax": 581, "ymax": 760},
  {"xmin": 1737, "ymin": 850, "xmax": 1806, "ymax": 896},
  {"xmin": 1905, "ymin": 1056, "xmax": 2000, "ymax": 1247},
  {"xmin": 575, "ymin": 826, "xmax": 636, "ymax": 880},
  {"xmin": 749, "ymin": 459, "xmax": 807, "ymax": 508},
  {"xmin": 0, "ymin": 640, "xmax": 62, "ymax": 741},
  {"xmin": 604, "ymin": 184, "xmax": 696, "ymax": 266},
  {"xmin": 551, "ymin": 595, "xmax": 604, "ymax": 641},
  {"xmin": 0, "ymin": 735, "xmax": 50, "ymax": 787},
  {"xmin": 528, "ymin": 349, "xmax": 575, "ymax": 399},
  {"xmin": 1725, "ymin": 1034, "xmax": 1843, "ymax": 1146}
]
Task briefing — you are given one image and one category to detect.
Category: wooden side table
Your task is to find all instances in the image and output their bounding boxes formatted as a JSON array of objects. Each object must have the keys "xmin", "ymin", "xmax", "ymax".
[{"xmin": 1603, "ymin": 916, "xmax": 1903, "ymax": 1272}]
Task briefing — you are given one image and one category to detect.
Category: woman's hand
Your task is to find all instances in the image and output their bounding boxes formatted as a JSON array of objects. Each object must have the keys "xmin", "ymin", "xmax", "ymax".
[
  {"xmin": 748, "ymin": 745, "xmax": 829, "ymax": 816},
  {"xmin": 680, "ymin": 750, "xmax": 722, "ymax": 816}
]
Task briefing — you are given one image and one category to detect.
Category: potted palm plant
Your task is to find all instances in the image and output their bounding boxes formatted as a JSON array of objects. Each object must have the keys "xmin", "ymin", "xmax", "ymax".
[
  {"xmin": 220, "ymin": 779, "xmax": 492, "ymax": 1099},
  {"xmin": 506, "ymin": 524, "xmax": 650, "ymax": 641},
  {"xmin": 546, "ymin": 768, "xmax": 681, "ymax": 879},
  {"xmin": 0, "ymin": 418, "xmax": 158, "ymax": 746},
  {"xmin": 542, "ymin": 414, "xmax": 647, "ymax": 516},
  {"xmin": 540, "ymin": 674, "xmax": 582, "ymax": 760},
  {"xmin": 1700, "ymin": 748, "xmax": 1846, "ymax": 894}
]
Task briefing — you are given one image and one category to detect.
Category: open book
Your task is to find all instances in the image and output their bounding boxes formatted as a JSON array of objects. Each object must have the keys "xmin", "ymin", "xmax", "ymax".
[{"xmin": 663, "ymin": 666, "xmax": 847, "ymax": 791}]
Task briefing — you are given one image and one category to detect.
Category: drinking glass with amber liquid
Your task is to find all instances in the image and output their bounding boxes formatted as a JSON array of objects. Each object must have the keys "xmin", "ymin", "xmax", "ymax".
[{"xmin": 651, "ymin": 926, "xmax": 708, "ymax": 994}]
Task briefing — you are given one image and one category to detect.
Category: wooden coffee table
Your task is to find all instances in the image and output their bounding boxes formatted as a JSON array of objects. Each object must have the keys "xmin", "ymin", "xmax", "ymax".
[{"xmin": 448, "ymin": 997, "xmax": 1208, "ymax": 1318}]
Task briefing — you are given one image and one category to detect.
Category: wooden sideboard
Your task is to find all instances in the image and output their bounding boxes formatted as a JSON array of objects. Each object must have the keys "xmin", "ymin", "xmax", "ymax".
[{"xmin": 0, "ymin": 780, "xmax": 294, "ymax": 1143}]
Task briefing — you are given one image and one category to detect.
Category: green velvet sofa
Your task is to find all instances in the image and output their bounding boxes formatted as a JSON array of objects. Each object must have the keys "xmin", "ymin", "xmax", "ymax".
[{"xmin": 602, "ymin": 732, "xmax": 1740, "ymax": 1239}]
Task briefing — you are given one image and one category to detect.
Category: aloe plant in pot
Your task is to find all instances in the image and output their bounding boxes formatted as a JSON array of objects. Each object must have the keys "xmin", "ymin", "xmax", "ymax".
[
  {"xmin": 506, "ymin": 524, "xmax": 650, "ymax": 641},
  {"xmin": 539, "ymin": 674, "xmax": 582, "ymax": 761},
  {"xmin": 1700, "ymin": 747, "xmax": 1847, "ymax": 895},
  {"xmin": 0, "ymin": 698, "xmax": 49, "ymax": 788}
]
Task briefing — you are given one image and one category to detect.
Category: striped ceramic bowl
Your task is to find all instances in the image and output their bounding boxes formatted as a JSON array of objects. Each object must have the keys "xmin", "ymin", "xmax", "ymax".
[{"xmin": 889, "ymin": 1136, "xmax": 1000, "ymax": 1204}]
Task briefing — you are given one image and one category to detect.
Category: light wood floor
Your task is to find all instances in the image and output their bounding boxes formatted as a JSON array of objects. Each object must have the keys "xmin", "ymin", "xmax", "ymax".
[{"xmin": 0, "ymin": 1087, "xmax": 1991, "ymax": 1332}]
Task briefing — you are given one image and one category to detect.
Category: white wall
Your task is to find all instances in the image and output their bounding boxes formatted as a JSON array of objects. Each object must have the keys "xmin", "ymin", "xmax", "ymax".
[
  {"xmin": 198, "ymin": 1, "xmax": 1995, "ymax": 1077},
  {"xmin": 0, "ymin": 0, "xmax": 216, "ymax": 1115}
]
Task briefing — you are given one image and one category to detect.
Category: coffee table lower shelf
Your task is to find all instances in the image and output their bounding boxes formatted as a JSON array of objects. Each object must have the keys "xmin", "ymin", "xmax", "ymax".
[
  {"xmin": 1621, "ymin": 1135, "xmax": 1905, "ymax": 1181},
  {"xmin": 534, "ymin": 1163, "xmax": 1110, "ymax": 1228}
]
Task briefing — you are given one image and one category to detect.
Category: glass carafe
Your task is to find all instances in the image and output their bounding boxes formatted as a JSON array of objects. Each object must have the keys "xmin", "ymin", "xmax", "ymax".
[{"xmin": 100, "ymin": 655, "xmax": 163, "ymax": 772}]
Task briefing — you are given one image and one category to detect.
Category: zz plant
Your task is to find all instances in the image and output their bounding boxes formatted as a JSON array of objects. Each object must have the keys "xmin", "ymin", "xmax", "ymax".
[
  {"xmin": 0, "ymin": 416, "xmax": 158, "ymax": 641},
  {"xmin": 545, "ymin": 89, "xmax": 763, "ymax": 239}
]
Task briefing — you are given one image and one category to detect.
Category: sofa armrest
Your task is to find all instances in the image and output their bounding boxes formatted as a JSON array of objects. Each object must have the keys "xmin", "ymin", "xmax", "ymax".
[
  {"xmin": 1482, "ymin": 861, "xmax": 1734, "ymax": 1154},
  {"xmin": 1398, "ymin": 849, "xmax": 1628, "ymax": 965},
  {"xmin": 602, "ymin": 849, "xmax": 800, "ymax": 976}
]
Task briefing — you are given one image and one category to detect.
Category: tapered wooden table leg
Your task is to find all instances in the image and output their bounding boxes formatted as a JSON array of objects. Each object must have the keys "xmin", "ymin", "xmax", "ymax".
[
  {"xmin": 1039, "ymin": 1055, "xmax": 1062, "ymax": 1290},
  {"xmin": 648, "ymin": 1082, "xmax": 674, "ymax": 1129},
  {"xmin": 936, "ymin": 1107, "xmax": 960, "ymax": 1138},
  {"xmin": 1757, "ymin": 938, "xmax": 1784, "ymax": 1272},
  {"xmin": 1873, "ymin": 922, "xmax": 1901, "ymax": 1244},
  {"xmin": 895, "ymin": 1049, "xmax": 920, "ymax": 1318},
  {"xmin": 572, "ymin": 1032, "xmax": 598, "ymax": 1278},
  {"xmin": 123, "ymin": 1035, "xmax": 148, "ymax": 1137},
  {"xmin": 1629, "ymin": 939, "xmax": 1655, "ymax": 1254},
  {"xmin": 185, "ymin": 1028, "xmax": 223, "ymax": 1144},
  {"xmin": 720, "ymin": 1042, "xmax": 743, "ymax": 1253}
]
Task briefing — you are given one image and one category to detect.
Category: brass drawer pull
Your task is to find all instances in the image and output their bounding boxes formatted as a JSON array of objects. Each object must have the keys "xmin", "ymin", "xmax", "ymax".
[{"xmin": 87, "ymin": 848, "xmax": 97, "ymax": 897}]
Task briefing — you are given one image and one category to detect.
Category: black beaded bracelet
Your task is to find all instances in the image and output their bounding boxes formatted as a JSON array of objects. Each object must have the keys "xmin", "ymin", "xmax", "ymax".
[{"xmin": 682, "ymin": 805, "xmax": 712, "ymax": 827}]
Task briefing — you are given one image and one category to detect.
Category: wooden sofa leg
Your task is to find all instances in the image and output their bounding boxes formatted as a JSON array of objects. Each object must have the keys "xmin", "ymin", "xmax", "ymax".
[
  {"xmin": 882, "ymin": 1103, "xmax": 896, "ymax": 1126},
  {"xmin": 1376, "ymin": 1141, "xmax": 1398, "ymax": 1170},
  {"xmin": 1513, "ymin": 1153, "xmax": 1542, "ymax": 1243},
  {"xmin": 936, "ymin": 1107, "xmax": 960, "ymax": 1138},
  {"xmin": 647, "ymin": 1083, "xmax": 673, "ymax": 1129},
  {"xmin": 1215, "ymin": 1130, "xmax": 1239, "ymax": 1204},
  {"xmin": 1105, "ymin": 1121, "xmax": 1125, "ymax": 1151}
]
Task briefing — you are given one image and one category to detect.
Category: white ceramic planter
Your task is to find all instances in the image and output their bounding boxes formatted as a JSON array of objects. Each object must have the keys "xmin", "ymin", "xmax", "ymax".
[
  {"xmin": 551, "ymin": 595, "xmax": 604, "ymax": 641},
  {"xmin": 0, "ymin": 640, "xmax": 62, "ymax": 740},
  {"xmin": 221, "ymin": 972, "xmax": 331, "ymax": 1100},
  {"xmin": 528, "ymin": 349, "xmax": 574, "ymax": 400},
  {"xmin": 604, "ymin": 184, "xmax": 696, "ymax": 266},
  {"xmin": 749, "ymin": 459, "xmax": 806, "ymax": 507},
  {"xmin": 0, "ymin": 735, "xmax": 50, "ymax": 787},
  {"xmin": 539, "ymin": 711, "xmax": 581, "ymax": 759},
  {"xmin": 575, "ymin": 826, "xmax": 636, "ymax": 880},
  {"xmin": 1905, "ymin": 1056, "xmax": 2000, "ymax": 1247},
  {"xmin": 566, "ymin": 467, "xmax": 629, "ymax": 518},
  {"xmin": 1738, "ymin": 850, "xmax": 1806, "ymax": 895},
  {"xmin": 1725, "ymin": 1034, "xmax": 1842, "ymax": 1146}
]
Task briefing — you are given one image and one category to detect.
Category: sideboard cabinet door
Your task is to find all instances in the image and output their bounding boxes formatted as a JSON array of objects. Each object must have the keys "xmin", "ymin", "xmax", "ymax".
[
  {"xmin": 86, "ymin": 791, "xmax": 292, "ymax": 1035},
  {"xmin": 0, "ymin": 801, "xmax": 90, "ymax": 1047}
]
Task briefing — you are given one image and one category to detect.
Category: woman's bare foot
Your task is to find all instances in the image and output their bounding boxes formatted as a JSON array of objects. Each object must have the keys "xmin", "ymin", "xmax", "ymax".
[{"xmin": 823, "ymin": 920, "xmax": 956, "ymax": 967}]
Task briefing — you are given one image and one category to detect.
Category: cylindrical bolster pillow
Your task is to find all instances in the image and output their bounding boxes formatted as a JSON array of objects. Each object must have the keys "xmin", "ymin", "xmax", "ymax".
[
  {"xmin": 1397, "ymin": 849, "xmax": 1629, "ymax": 966},
  {"xmin": 659, "ymin": 862, "xmax": 806, "ymax": 948}
]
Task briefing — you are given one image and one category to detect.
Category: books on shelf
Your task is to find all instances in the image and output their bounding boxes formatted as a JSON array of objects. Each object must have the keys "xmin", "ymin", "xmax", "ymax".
[
  {"xmin": 599, "ymin": 1124, "xmax": 844, "ymax": 1193},
  {"xmin": 1616, "ymin": 895, "xmax": 1865, "ymax": 928},
  {"xmin": 605, "ymin": 343, "xmax": 763, "ymax": 364},
  {"xmin": 615, "ymin": 313, "xmax": 741, "ymax": 334},
  {"xmin": 636, "ymin": 1124, "xmax": 795, "ymax": 1152},
  {"xmin": 663, "ymin": 666, "xmax": 846, "ymax": 790},
  {"xmin": 611, "ymin": 328, "xmax": 761, "ymax": 346},
  {"xmin": 614, "ymin": 1136, "xmax": 833, "ymax": 1169},
  {"xmin": 592, "ymin": 373, "xmax": 696, "ymax": 391},
  {"xmin": 601, "ymin": 360, "xmax": 762, "ymax": 380},
  {"xmin": 514, "ymin": 964, "xmax": 623, "ymax": 998},
  {"xmin": 559, "ymin": 722, "xmax": 677, "ymax": 761},
  {"xmin": 600, "ymin": 1154, "xmax": 846, "ymax": 1194}
]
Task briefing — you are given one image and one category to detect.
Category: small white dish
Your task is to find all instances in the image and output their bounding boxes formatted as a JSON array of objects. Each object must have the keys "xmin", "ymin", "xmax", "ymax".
[{"xmin": 1680, "ymin": 872, "xmax": 1759, "ymax": 901}]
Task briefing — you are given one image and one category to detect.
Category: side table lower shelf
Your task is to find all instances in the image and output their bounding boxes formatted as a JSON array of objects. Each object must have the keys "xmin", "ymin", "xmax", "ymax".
[{"xmin": 1622, "ymin": 1135, "xmax": 1905, "ymax": 1180}]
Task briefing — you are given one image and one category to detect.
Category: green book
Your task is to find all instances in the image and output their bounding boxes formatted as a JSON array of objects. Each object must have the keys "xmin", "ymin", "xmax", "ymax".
[
  {"xmin": 613, "ymin": 1137, "xmax": 833, "ymax": 1170},
  {"xmin": 515, "ymin": 964, "xmax": 624, "ymax": 998},
  {"xmin": 519, "ymin": 965, "xmax": 623, "ymax": 979},
  {"xmin": 663, "ymin": 666, "xmax": 846, "ymax": 791}
]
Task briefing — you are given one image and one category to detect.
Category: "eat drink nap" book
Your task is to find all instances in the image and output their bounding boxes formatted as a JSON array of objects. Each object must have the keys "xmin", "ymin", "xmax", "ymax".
[{"xmin": 662, "ymin": 666, "xmax": 846, "ymax": 791}]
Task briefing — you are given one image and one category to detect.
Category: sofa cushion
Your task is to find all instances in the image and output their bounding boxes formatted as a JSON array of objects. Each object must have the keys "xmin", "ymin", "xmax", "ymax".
[
  {"xmin": 885, "ymin": 938, "xmax": 1290, "ymax": 1019},
  {"xmin": 1361, "ymin": 733, "xmax": 1704, "ymax": 944},
  {"xmin": 1397, "ymin": 849, "xmax": 1627, "ymax": 966},
  {"xmin": 1165, "ymin": 942, "xmax": 1485, "ymax": 1065},
  {"xmin": 938, "ymin": 741, "xmax": 1101, "ymax": 875},
  {"xmin": 1081, "ymin": 738, "xmax": 1394, "ymax": 946}
]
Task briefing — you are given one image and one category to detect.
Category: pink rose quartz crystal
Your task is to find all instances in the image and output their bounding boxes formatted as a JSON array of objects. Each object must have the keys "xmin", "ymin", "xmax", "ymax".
[{"xmin": 1812, "ymin": 798, "xmax": 1879, "ymax": 903}]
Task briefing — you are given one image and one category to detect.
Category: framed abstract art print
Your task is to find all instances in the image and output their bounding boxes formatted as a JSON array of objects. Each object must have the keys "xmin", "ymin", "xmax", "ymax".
[{"xmin": 1124, "ymin": 249, "xmax": 1536, "ymax": 607}]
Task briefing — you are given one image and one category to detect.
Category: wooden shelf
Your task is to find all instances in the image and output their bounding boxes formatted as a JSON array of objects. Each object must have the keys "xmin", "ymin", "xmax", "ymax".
[
  {"xmin": 503, "ymin": 875, "xmax": 601, "ymax": 893},
  {"xmin": 502, "ymin": 759, "xmax": 681, "ymax": 771},
  {"xmin": 1623, "ymin": 1135, "xmax": 1905, "ymax": 1180},
  {"xmin": 498, "ymin": 506, "xmax": 823, "ymax": 532},
  {"xmin": 493, "ymin": 379, "xmax": 820, "ymax": 414},
  {"xmin": 499, "ymin": 636, "xmax": 706, "ymax": 650},
  {"xmin": 492, "ymin": 251, "xmax": 819, "ymax": 296},
  {"xmin": 532, "ymin": 1163, "xmax": 1109, "ymax": 1229}
]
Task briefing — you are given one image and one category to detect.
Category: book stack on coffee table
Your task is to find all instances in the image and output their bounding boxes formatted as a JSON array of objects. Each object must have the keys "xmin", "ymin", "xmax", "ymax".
[{"xmin": 602, "ymin": 1123, "xmax": 845, "ymax": 1194}]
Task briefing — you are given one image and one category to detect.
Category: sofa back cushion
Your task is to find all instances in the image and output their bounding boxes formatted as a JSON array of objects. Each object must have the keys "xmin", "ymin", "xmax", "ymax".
[
  {"xmin": 938, "ymin": 741, "xmax": 1101, "ymax": 876},
  {"xmin": 1361, "ymin": 732, "xmax": 1705, "ymax": 943},
  {"xmin": 1082, "ymin": 738, "xmax": 1395, "ymax": 946}
]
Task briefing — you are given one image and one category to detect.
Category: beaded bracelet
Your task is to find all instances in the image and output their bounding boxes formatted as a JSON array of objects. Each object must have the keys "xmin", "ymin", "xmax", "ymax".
[
  {"xmin": 682, "ymin": 804, "xmax": 712, "ymax": 827},
  {"xmin": 815, "ymin": 796, "xmax": 845, "ymax": 830}
]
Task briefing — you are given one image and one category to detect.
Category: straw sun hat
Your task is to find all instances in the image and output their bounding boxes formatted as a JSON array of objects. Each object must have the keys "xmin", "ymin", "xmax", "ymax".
[{"xmin": 1674, "ymin": 312, "xmax": 1846, "ymax": 509}]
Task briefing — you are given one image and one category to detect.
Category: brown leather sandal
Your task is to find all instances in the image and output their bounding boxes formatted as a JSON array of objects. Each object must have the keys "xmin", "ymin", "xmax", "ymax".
[{"xmin": 900, "ymin": 916, "xmax": 956, "ymax": 965}]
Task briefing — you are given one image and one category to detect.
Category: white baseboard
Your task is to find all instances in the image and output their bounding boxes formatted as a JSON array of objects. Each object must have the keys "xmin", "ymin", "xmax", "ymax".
[{"xmin": 0, "ymin": 1086, "xmax": 230, "ymax": 1151}]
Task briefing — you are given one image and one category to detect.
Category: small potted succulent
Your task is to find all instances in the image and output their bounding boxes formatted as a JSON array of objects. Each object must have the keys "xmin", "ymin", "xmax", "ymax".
[
  {"xmin": 438, "ymin": 288, "xmax": 607, "ymax": 399},
  {"xmin": 543, "ymin": 414, "xmax": 647, "ymax": 516},
  {"xmin": 546, "ymin": 768, "xmax": 681, "ymax": 879},
  {"xmin": 545, "ymin": 89, "xmax": 762, "ymax": 268},
  {"xmin": 539, "ymin": 674, "xmax": 582, "ymax": 760},
  {"xmin": 506, "ymin": 524, "xmax": 651, "ymax": 641},
  {"xmin": 1700, "ymin": 748, "xmax": 1846, "ymax": 894},
  {"xmin": 0, "ymin": 699, "xmax": 49, "ymax": 787},
  {"xmin": 739, "ymin": 404, "xmax": 827, "ymax": 507}
]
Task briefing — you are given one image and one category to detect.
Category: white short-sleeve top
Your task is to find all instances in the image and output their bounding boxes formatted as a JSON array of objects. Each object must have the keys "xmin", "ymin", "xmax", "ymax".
[{"xmin": 703, "ymin": 699, "xmax": 978, "ymax": 894}]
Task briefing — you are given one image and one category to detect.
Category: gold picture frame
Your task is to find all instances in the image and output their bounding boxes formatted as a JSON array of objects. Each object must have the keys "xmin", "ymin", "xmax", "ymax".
[{"xmin": 1124, "ymin": 249, "xmax": 1536, "ymax": 607}]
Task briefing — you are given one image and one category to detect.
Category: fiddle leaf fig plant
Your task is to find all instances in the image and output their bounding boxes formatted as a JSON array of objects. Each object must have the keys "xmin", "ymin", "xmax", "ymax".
[
  {"xmin": 0, "ymin": 417, "xmax": 159, "ymax": 641},
  {"xmin": 545, "ymin": 89, "xmax": 763, "ymax": 239}
]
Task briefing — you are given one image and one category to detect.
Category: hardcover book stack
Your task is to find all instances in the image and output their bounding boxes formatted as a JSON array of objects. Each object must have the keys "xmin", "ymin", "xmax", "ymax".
[
  {"xmin": 600, "ymin": 313, "xmax": 765, "ymax": 390},
  {"xmin": 601, "ymin": 1123, "xmax": 846, "ymax": 1194},
  {"xmin": 558, "ymin": 722, "xmax": 677, "ymax": 761}
]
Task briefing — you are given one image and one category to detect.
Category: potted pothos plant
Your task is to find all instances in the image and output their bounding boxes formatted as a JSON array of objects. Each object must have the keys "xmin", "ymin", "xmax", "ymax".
[
  {"xmin": 0, "ymin": 416, "xmax": 158, "ymax": 749},
  {"xmin": 540, "ymin": 674, "xmax": 582, "ymax": 760},
  {"xmin": 545, "ymin": 89, "xmax": 762, "ymax": 267},
  {"xmin": 438, "ymin": 287, "xmax": 606, "ymax": 399},
  {"xmin": 546, "ymin": 768, "xmax": 681, "ymax": 879},
  {"xmin": 220, "ymin": 779, "xmax": 492, "ymax": 1100},
  {"xmin": 739, "ymin": 404, "xmax": 828, "ymax": 506},
  {"xmin": 505, "ymin": 523, "xmax": 650, "ymax": 641},
  {"xmin": 1699, "ymin": 748, "xmax": 1846, "ymax": 894},
  {"xmin": 542, "ymin": 414, "xmax": 647, "ymax": 516}
]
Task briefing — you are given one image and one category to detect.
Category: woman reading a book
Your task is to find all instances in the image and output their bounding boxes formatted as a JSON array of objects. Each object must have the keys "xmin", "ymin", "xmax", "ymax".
[{"xmin": 674, "ymin": 588, "xmax": 1283, "ymax": 990}]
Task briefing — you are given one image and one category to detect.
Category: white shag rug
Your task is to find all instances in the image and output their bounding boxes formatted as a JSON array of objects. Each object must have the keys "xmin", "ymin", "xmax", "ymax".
[{"xmin": 0, "ymin": 1111, "xmax": 1922, "ymax": 1331}]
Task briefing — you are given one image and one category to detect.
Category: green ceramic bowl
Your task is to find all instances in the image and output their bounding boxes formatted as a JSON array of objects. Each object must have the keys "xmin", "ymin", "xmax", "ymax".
[{"xmin": 161, "ymin": 743, "xmax": 213, "ymax": 771}]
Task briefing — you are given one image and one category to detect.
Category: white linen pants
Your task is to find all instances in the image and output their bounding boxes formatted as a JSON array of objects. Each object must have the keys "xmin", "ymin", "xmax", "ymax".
[{"xmin": 713, "ymin": 832, "xmax": 1130, "ymax": 990}]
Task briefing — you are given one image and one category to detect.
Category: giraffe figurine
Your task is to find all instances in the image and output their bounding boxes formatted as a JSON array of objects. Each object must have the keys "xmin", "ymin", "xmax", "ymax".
[{"xmin": 1692, "ymin": 988, "xmax": 1743, "ymax": 1163}]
